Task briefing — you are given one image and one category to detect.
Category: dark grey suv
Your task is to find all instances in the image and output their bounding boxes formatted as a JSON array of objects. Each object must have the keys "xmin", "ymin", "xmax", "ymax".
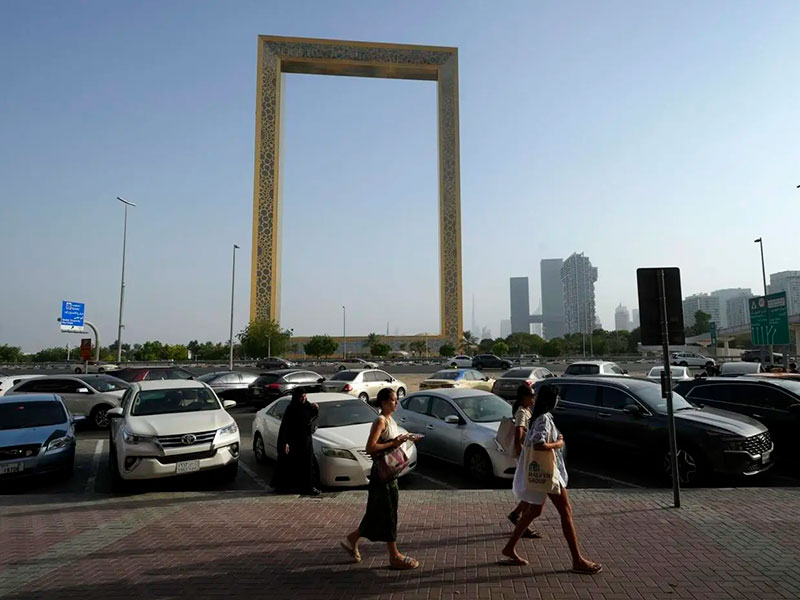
[
  {"xmin": 246, "ymin": 369, "xmax": 324, "ymax": 407},
  {"xmin": 472, "ymin": 354, "xmax": 512, "ymax": 370},
  {"xmin": 196, "ymin": 371, "xmax": 259, "ymax": 400},
  {"xmin": 535, "ymin": 377, "xmax": 773, "ymax": 484}
]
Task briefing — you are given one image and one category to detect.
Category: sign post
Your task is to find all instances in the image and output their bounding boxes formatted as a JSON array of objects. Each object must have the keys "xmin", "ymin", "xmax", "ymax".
[
  {"xmin": 710, "ymin": 321, "xmax": 717, "ymax": 358},
  {"xmin": 60, "ymin": 301, "xmax": 85, "ymax": 333}
]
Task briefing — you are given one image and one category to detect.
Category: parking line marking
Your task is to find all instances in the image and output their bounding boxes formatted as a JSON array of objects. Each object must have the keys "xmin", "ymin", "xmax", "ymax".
[
  {"xmin": 83, "ymin": 440, "xmax": 104, "ymax": 494},
  {"xmin": 238, "ymin": 461, "xmax": 270, "ymax": 491},
  {"xmin": 570, "ymin": 467, "xmax": 643, "ymax": 489},
  {"xmin": 408, "ymin": 471, "xmax": 458, "ymax": 490}
]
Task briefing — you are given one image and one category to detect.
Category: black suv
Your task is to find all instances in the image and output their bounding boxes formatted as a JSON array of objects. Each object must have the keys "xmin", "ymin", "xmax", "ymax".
[
  {"xmin": 472, "ymin": 354, "xmax": 512, "ymax": 370},
  {"xmin": 246, "ymin": 369, "xmax": 324, "ymax": 407},
  {"xmin": 535, "ymin": 377, "xmax": 773, "ymax": 484},
  {"xmin": 674, "ymin": 377, "xmax": 800, "ymax": 449},
  {"xmin": 255, "ymin": 357, "xmax": 295, "ymax": 370}
]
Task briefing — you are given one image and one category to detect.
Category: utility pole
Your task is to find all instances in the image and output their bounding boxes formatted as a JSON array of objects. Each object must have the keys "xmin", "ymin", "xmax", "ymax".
[
  {"xmin": 115, "ymin": 196, "xmax": 136, "ymax": 363},
  {"xmin": 228, "ymin": 244, "xmax": 239, "ymax": 371}
]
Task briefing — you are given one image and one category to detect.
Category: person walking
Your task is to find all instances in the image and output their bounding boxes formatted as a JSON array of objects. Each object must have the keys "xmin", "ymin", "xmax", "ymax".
[
  {"xmin": 507, "ymin": 384, "xmax": 542, "ymax": 539},
  {"xmin": 501, "ymin": 384, "xmax": 601, "ymax": 574},
  {"xmin": 340, "ymin": 388, "xmax": 419, "ymax": 570},
  {"xmin": 271, "ymin": 387, "xmax": 320, "ymax": 496}
]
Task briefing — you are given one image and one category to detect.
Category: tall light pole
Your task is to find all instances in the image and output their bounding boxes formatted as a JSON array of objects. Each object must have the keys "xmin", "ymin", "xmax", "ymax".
[
  {"xmin": 342, "ymin": 306, "xmax": 347, "ymax": 359},
  {"xmin": 754, "ymin": 237, "xmax": 773, "ymax": 364},
  {"xmin": 229, "ymin": 244, "xmax": 239, "ymax": 370},
  {"xmin": 115, "ymin": 197, "xmax": 136, "ymax": 363}
]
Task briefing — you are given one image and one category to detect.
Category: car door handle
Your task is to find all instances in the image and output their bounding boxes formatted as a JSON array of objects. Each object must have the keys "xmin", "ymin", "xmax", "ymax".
[
  {"xmin": 426, "ymin": 424, "xmax": 435, "ymax": 430},
  {"xmin": 598, "ymin": 412, "xmax": 611, "ymax": 418}
]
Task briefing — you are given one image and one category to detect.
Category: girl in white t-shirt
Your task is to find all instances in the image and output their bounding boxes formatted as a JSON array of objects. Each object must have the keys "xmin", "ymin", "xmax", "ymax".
[{"xmin": 506, "ymin": 384, "xmax": 541, "ymax": 539}]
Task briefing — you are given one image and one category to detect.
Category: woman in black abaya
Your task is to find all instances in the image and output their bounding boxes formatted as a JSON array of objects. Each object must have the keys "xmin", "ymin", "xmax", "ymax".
[{"xmin": 271, "ymin": 388, "xmax": 320, "ymax": 496}]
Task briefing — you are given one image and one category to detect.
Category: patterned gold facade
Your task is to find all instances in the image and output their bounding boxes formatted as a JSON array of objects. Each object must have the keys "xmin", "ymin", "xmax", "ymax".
[{"xmin": 251, "ymin": 36, "xmax": 463, "ymax": 344}]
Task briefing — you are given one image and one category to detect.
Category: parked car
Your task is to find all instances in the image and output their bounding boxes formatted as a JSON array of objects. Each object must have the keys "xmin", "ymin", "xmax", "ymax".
[
  {"xmin": 472, "ymin": 354, "xmax": 512, "ymax": 370},
  {"xmin": 107, "ymin": 366, "xmax": 195, "ymax": 382},
  {"xmin": 7, "ymin": 375, "xmax": 129, "ymax": 429},
  {"xmin": 670, "ymin": 352, "xmax": 715, "ymax": 369},
  {"xmin": 674, "ymin": 377, "xmax": 800, "ymax": 449},
  {"xmin": 0, "ymin": 374, "xmax": 40, "ymax": 396},
  {"xmin": 252, "ymin": 392, "xmax": 417, "ymax": 487},
  {"xmin": 72, "ymin": 361, "xmax": 119, "ymax": 374},
  {"xmin": 255, "ymin": 357, "xmax": 295, "ymax": 370},
  {"xmin": 0, "ymin": 394, "xmax": 81, "ymax": 480},
  {"xmin": 564, "ymin": 361, "xmax": 628, "ymax": 376},
  {"xmin": 336, "ymin": 358, "xmax": 378, "ymax": 371},
  {"xmin": 321, "ymin": 369, "xmax": 406, "ymax": 401},
  {"xmin": 106, "ymin": 380, "xmax": 239, "ymax": 486},
  {"xmin": 536, "ymin": 376, "xmax": 773, "ymax": 484},
  {"xmin": 719, "ymin": 362, "xmax": 765, "ymax": 377},
  {"xmin": 646, "ymin": 366, "xmax": 694, "ymax": 382},
  {"xmin": 448, "ymin": 355, "xmax": 473, "ymax": 368},
  {"xmin": 246, "ymin": 369, "xmax": 324, "ymax": 407},
  {"xmin": 196, "ymin": 371, "xmax": 259, "ymax": 400},
  {"xmin": 395, "ymin": 389, "xmax": 516, "ymax": 483},
  {"xmin": 491, "ymin": 367, "xmax": 556, "ymax": 400},
  {"xmin": 741, "ymin": 349, "xmax": 784, "ymax": 364},
  {"xmin": 419, "ymin": 369, "xmax": 494, "ymax": 392},
  {"xmin": 513, "ymin": 354, "xmax": 541, "ymax": 364}
]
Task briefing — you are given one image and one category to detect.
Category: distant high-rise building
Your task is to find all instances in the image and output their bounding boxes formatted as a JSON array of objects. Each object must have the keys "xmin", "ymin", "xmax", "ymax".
[
  {"xmin": 682, "ymin": 294, "xmax": 720, "ymax": 328},
  {"xmin": 531, "ymin": 303, "xmax": 544, "ymax": 337},
  {"xmin": 481, "ymin": 326, "xmax": 492, "ymax": 341},
  {"xmin": 500, "ymin": 319, "xmax": 511, "ymax": 338},
  {"xmin": 769, "ymin": 271, "xmax": 800, "ymax": 315},
  {"xmin": 561, "ymin": 253, "xmax": 598, "ymax": 336},
  {"xmin": 726, "ymin": 293, "xmax": 755, "ymax": 329},
  {"xmin": 510, "ymin": 277, "xmax": 530, "ymax": 334},
  {"xmin": 631, "ymin": 308, "xmax": 640, "ymax": 329},
  {"xmin": 614, "ymin": 304, "xmax": 631, "ymax": 331},
  {"xmin": 711, "ymin": 288, "xmax": 752, "ymax": 328},
  {"xmin": 540, "ymin": 259, "xmax": 564, "ymax": 340}
]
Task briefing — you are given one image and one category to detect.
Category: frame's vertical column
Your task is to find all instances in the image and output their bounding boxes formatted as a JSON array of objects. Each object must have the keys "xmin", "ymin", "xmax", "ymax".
[
  {"xmin": 437, "ymin": 53, "xmax": 463, "ymax": 346},
  {"xmin": 251, "ymin": 39, "xmax": 282, "ymax": 323}
]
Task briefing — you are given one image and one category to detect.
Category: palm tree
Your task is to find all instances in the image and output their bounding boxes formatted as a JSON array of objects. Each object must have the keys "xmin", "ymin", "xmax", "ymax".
[
  {"xmin": 461, "ymin": 330, "xmax": 478, "ymax": 354},
  {"xmin": 364, "ymin": 332, "xmax": 381, "ymax": 348}
]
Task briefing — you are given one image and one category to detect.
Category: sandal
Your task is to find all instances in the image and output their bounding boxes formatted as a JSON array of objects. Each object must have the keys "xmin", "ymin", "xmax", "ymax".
[
  {"xmin": 572, "ymin": 561, "xmax": 603, "ymax": 575},
  {"xmin": 339, "ymin": 541, "xmax": 361, "ymax": 563},
  {"xmin": 508, "ymin": 512, "xmax": 542, "ymax": 539},
  {"xmin": 390, "ymin": 555, "xmax": 419, "ymax": 570},
  {"xmin": 498, "ymin": 556, "xmax": 528, "ymax": 566}
]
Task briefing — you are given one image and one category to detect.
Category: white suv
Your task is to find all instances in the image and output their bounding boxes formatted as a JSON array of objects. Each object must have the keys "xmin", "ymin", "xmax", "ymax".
[
  {"xmin": 321, "ymin": 369, "xmax": 407, "ymax": 401},
  {"xmin": 670, "ymin": 352, "xmax": 715, "ymax": 369},
  {"xmin": 106, "ymin": 380, "xmax": 239, "ymax": 486}
]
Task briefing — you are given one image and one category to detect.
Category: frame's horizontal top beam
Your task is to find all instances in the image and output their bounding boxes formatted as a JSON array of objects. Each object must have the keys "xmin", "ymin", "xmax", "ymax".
[
  {"xmin": 280, "ymin": 57, "xmax": 439, "ymax": 81},
  {"xmin": 260, "ymin": 35, "xmax": 457, "ymax": 54}
]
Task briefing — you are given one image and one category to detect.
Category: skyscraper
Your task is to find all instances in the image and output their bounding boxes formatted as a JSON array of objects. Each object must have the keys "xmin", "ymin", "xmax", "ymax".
[
  {"xmin": 561, "ymin": 253, "xmax": 598, "ymax": 336},
  {"xmin": 726, "ymin": 293, "xmax": 754, "ymax": 329},
  {"xmin": 509, "ymin": 277, "xmax": 530, "ymax": 334},
  {"xmin": 614, "ymin": 304, "xmax": 631, "ymax": 331},
  {"xmin": 540, "ymin": 259, "xmax": 564, "ymax": 340},
  {"xmin": 682, "ymin": 294, "xmax": 720, "ymax": 327},
  {"xmin": 769, "ymin": 271, "xmax": 800, "ymax": 315},
  {"xmin": 711, "ymin": 288, "xmax": 752, "ymax": 328},
  {"xmin": 631, "ymin": 308, "xmax": 640, "ymax": 329},
  {"xmin": 500, "ymin": 319, "xmax": 511, "ymax": 338}
]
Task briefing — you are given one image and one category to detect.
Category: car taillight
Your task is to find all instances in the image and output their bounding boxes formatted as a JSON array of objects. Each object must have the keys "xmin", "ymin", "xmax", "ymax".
[
  {"xmin": 343, "ymin": 384, "xmax": 352, "ymax": 392},
  {"xmin": 267, "ymin": 383, "xmax": 281, "ymax": 389}
]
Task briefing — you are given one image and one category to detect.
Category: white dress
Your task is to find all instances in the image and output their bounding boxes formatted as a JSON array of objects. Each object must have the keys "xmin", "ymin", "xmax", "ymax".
[{"xmin": 512, "ymin": 412, "xmax": 568, "ymax": 505}]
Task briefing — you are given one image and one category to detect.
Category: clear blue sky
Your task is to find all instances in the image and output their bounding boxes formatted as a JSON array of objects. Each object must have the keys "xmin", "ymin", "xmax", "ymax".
[{"xmin": 2, "ymin": 1, "xmax": 799, "ymax": 352}]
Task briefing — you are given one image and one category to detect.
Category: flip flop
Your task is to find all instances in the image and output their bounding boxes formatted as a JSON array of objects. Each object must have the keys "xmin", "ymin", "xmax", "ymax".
[
  {"xmin": 522, "ymin": 528, "xmax": 543, "ymax": 539},
  {"xmin": 498, "ymin": 556, "xmax": 528, "ymax": 566},
  {"xmin": 339, "ymin": 541, "xmax": 361, "ymax": 563},
  {"xmin": 572, "ymin": 562, "xmax": 603, "ymax": 575},
  {"xmin": 390, "ymin": 555, "xmax": 419, "ymax": 570}
]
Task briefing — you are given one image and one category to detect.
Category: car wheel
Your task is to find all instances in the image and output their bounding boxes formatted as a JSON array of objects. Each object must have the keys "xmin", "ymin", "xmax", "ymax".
[
  {"xmin": 679, "ymin": 361, "xmax": 689, "ymax": 367},
  {"xmin": 358, "ymin": 392, "xmax": 369, "ymax": 403},
  {"xmin": 663, "ymin": 446, "xmax": 705, "ymax": 486},
  {"xmin": 338, "ymin": 366, "xmax": 346, "ymax": 371},
  {"xmin": 98, "ymin": 367, "xmax": 105, "ymax": 373},
  {"xmin": 704, "ymin": 362, "xmax": 714, "ymax": 369},
  {"xmin": 465, "ymin": 447, "xmax": 494, "ymax": 485},
  {"xmin": 475, "ymin": 363, "xmax": 484, "ymax": 370},
  {"xmin": 450, "ymin": 363, "xmax": 457, "ymax": 368},
  {"xmin": 253, "ymin": 433, "xmax": 267, "ymax": 464},
  {"xmin": 90, "ymin": 404, "xmax": 112, "ymax": 429},
  {"xmin": 220, "ymin": 461, "xmax": 238, "ymax": 482},
  {"xmin": 396, "ymin": 387, "xmax": 406, "ymax": 399},
  {"xmin": 74, "ymin": 367, "xmax": 83, "ymax": 374}
]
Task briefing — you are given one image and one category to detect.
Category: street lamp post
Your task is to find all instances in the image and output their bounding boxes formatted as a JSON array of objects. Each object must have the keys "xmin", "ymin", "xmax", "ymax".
[
  {"xmin": 342, "ymin": 306, "xmax": 347, "ymax": 359},
  {"xmin": 115, "ymin": 197, "xmax": 136, "ymax": 363},
  {"xmin": 754, "ymin": 237, "xmax": 773, "ymax": 364},
  {"xmin": 229, "ymin": 244, "xmax": 239, "ymax": 370}
]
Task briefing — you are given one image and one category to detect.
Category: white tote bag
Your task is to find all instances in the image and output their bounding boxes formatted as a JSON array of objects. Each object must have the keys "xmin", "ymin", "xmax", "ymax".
[
  {"xmin": 519, "ymin": 445, "xmax": 560, "ymax": 495},
  {"xmin": 495, "ymin": 417, "xmax": 516, "ymax": 454}
]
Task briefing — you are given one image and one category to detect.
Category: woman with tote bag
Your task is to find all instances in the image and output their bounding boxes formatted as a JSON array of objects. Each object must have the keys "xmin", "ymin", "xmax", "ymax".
[
  {"xmin": 505, "ymin": 384, "xmax": 541, "ymax": 539},
  {"xmin": 500, "ymin": 384, "xmax": 602, "ymax": 574}
]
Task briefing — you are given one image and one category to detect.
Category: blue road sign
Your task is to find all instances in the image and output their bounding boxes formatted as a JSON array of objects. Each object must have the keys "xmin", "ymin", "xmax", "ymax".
[{"xmin": 60, "ymin": 301, "xmax": 85, "ymax": 333}]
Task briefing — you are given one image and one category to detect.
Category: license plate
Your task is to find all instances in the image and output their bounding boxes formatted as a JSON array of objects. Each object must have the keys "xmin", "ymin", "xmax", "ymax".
[
  {"xmin": 0, "ymin": 462, "xmax": 24, "ymax": 475},
  {"xmin": 176, "ymin": 460, "xmax": 200, "ymax": 474},
  {"xmin": 762, "ymin": 450, "xmax": 772, "ymax": 463}
]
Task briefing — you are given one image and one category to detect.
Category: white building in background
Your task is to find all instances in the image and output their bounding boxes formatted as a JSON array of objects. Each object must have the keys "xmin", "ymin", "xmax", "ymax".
[
  {"xmin": 711, "ymin": 288, "xmax": 752, "ymax": 328},
  {"xmin": 480, "ymin": 326, "xmax": 492, "ymax": 341},
  {"xmin": 632, "ymin": 308, "xmax": 640, "ymax": 329},
  {"xmin": 682, "ymin": 294, "xmax": 721, "ymax": 328},
  {"xmin": 561, "ymin": 253, "xmax": 598, "ymax": 336},
  {"xmin": 614, "ymin": 304, "xmax": 631, "ymax": 331},
  {"xmin": 727, "ymin": 293, "xmax": 755, "ymax": 329},
  {"xmin": 769, "ymin": 271, "xmax": 800, "ymax": 315},
  {"xmin": 500, "ymin": 319, "xmax": 511, "ymax": 338}
]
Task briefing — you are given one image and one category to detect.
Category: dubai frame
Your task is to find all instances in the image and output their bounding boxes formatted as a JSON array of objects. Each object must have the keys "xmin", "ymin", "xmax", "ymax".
[{"xmin": 251, "ymin": 35, "xmax": 463, "ymax": 345}]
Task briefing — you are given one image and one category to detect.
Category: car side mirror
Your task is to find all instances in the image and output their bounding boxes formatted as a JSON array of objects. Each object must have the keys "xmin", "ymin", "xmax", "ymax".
[
  {"xmin": 623, "ymin": 404, "xmax": 642, "ymax": 416},
  {"xmin": 76, "ymin": 387, "xmax": 90, "ymax": 394},
  {"xmin": 106, "ymin": 407, "xmax": 123, "ymax": 419},
  {"xmin": 483, "ymin": 376, "xmax": 490, "ymax": 381},
  {"xmin": 444, "ymin": 415, "xmax": 461, "ymax": 425},
  {"xmin": 623, "ymin": 369, "xmax": 629, "ymax": 374},
  {"xmin": 223, "ymin": 400, "xmax": 237, "ymax": 409},
  {"xmin": 386, "ymin": 378, "xmax": 393, "ymax": 383},
  {"xmin": 317, "ymin": 377, "xmax": 325, "ymax": 383}
]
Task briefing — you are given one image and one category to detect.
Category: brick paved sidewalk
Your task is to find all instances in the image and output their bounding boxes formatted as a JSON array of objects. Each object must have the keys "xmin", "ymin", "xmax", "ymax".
[{"xmin": 1, "ymin": 488, "xmax": 799, "ymax": 599}]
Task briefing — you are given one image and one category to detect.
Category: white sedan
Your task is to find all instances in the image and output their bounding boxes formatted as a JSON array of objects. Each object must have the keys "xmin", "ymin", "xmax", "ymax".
[
  {"xmin": 321, "ymin": 369, "xmax": 408, "ymax": 401},
  {"xmin": 448, "ymin": 355, "xmax": 473, "ymax": 368},
  {"xmin": 106, "ymin": 380, "xmax": 239, "ymax": 485},
  {"xmin": 646, "ymin": 366, "xmax": 694, "ymax": 382},
  {"xmin": 72, "ymin": 361, "xmax": 119, "ymax": 374},
  {"xmin": 252, "ymin": 392, "xmax": 417, "ymax": 488}
]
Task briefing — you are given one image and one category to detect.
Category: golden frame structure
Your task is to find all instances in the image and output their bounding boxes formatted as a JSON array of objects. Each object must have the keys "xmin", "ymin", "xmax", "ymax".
[{"xmin": 251, "ymin": 35, "xmax": 463, "ymax": 344}]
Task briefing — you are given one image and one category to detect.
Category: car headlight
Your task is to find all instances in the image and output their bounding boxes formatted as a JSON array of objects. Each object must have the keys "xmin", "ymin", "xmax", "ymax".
[
  {"xmin": 123, "ymin": 428, "xmax": 157, "ymax": 445},
  {"xmin": 46, "ymin": 436, "xmax": 73, "ymax": 452},
  {"xmin": 217, "ymin": 422, "xmax": 238, "ymax": 436},
  {"xmin": 321, "ymin": 447, "xmax": 357, "ymax": 460},
  {"xmin": 725, "ymin": 437, "xmax": 747, "ymax": 452}
]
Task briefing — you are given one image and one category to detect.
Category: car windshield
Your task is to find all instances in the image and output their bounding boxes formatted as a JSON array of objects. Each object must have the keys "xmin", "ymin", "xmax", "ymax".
[
  {"xmin": 81, "ymin": 376, "xmax": 129, "ymax": 393},
  {"xmin": 316, "ymin": 400, "xmax": 377, "ymax": 428},
  {"xmin": 0, "ymin": 401, "xmax": 66, "ymax": 430},
  {"xmin": 634, "ymin": 384, "xmax": 694, "ymax": 413},
  {"xmin": 253, "ymin": 374, "xmax": 280, "ymax": 385},
  {"xmin": 452, "ymin": 394, "xmax": 512, "ymax": 423},
  {"xmin": 647, "ymin": 367, "xmax": 686, "ymax": 378},
  {"xmin": 503, "ymin": 368, "xmax": 533, "ymax": 378},
  {"xmin": 331, "ymin": 371, "xmax": 357, "ymax": 381},
  {"xmin": 565, "ymin": 364, "xmax": 600, "ymax": 375},
  {"xmin": 131, "ymin": 387, "xmax": 221, "ymax": 416},
  {"xmin": 760, "ymin": 379, "xmax": 800, "ymax": 396},
  {"xmin": 430, "ymin": 370, "xmax": 460, "ymax": 380}
]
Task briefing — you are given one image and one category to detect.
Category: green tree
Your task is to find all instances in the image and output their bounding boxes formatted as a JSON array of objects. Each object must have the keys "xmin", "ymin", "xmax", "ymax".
[
  {"xmin": 32, "ymin": 347, "xmax": 68, "ymax": 363},
  {"xmin": 491, "ymin": 340, "xmax": 510, "ymax": 356},
  {"xmin": 439, "ymin": 343, "xmax": 456, "ymax": 357},
  {"xmin": 689, "ymin": 310, "xmax": 712, "ymax": 336},
  {"xmin": 409, "ymin": 340, "xmax": 427, "ymax": 356},
  {"xmin": 505, "ymin": 332, "xmax": 545, "ymax": 355},
  {"xmin": 370, "ymin": 342, "xmax": 391, "ymax": 357},
  {"xmin": 541, "ymin": 340, "xmax": 561, "ymax": 357},
  {"xmin": 364, "ymin": 333, "xmax": 381, "ymax": 348},
  {"xmin": 478, "ymin": 338, "xmax": 494, "ymax": 353},
  {"xmin": 304, "ymin": 335, "xmax": 338, "ymax": 358},
  {"xmin": 165, "ymin": 344, "xmax": 188, "ymax": 361},
  {"xmin": 237, "ymin": 319, "xmax": 291, "ymax": 358},
  {"xmin": 0, "ymin": 344, "xmax": 24, "ymax": 363},
  {"xmin": 398, "ymin": 342, "xmax": 407, "ymax": 351},
  {"xmin": 461, "ymin": 331, "xmax": 478, "ymax": 354}
]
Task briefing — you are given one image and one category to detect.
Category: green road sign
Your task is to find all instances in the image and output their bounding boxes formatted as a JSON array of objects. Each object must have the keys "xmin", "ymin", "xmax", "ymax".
[
  {"xmin": 750, "ymin": 292, "xmax": 790, "ymax": 346},
  {"xmin": 710, "ymin": 321, "xmax": 717, "ymax": 344}
]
